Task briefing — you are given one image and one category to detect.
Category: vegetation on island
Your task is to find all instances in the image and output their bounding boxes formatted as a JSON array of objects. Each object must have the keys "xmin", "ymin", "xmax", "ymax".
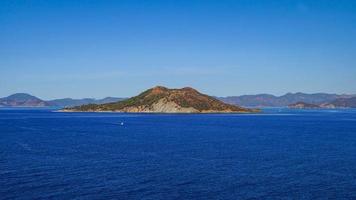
[{"xmin": 66, "ymin": 86, "xmax": 258, "ymax": 113}]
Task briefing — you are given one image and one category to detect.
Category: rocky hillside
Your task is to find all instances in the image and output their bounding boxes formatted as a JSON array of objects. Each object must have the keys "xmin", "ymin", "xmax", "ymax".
[{"xmin": 62, "ymin": 86, "xmax": 258, "ymax": 113}]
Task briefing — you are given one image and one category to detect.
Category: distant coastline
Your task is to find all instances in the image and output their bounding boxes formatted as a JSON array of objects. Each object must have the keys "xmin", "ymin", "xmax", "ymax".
[{"xmin": 1, "ymin": 92, "xmax": 355, "ymax": 109}]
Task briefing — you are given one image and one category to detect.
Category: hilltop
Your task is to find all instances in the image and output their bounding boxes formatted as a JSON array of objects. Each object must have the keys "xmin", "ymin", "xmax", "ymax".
[
  {"xmin": 0, "ymin": 93, "xmax": 49, "ymax": 107},
  {"xmin": 62, "ymin": 86, "xmax": 257, "ymax": 113}
]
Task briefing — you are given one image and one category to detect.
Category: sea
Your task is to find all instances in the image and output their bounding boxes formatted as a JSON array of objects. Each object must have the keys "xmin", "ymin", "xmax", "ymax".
[{"xmin": 1, "ymin": 108, "xmax": 356, "ymax": 199}]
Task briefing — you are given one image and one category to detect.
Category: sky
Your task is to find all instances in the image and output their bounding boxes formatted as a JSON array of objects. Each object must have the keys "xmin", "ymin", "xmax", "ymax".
[{"xmin": 1, "ymin": 0, "xmax": 356, "ymax": 99}]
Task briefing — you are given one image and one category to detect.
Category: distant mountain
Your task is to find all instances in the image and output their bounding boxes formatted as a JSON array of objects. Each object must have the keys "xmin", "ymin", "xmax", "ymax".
[
  {"xmin": 48, "ymin": 97, "xmax": 124, "ymax": 107},
  {"xmin": 220, "ymin": 94, "xmax": 279, "ymax": 107},
  {"xmin": 0, "ymin": 93, "xmax": 124, "ymax": 108},
  {"xmin": 97, "ymin": 97, "xmax": 124, "ymax": 104},
  {"xmin": 1, "ymin": 91, "xmax": 355, "ymax": 109},
  {"xmin": 288, "ymin": 102, "xmax": 321, "ymax": 109},
  {"xmin": 288, "ymin": 97, "xmax": 356, "ymax": 109},
  {"xmin": 48, "ymin": 98, "xmax": 96, "ymax": 107},
  {"xmin": 0, "ymin": 93, "xmax": 49, "ymax": 107},
  {"xmin": 219, "ymin": 93, "xmax": 354, "ymax": 107},
  {"xmin": 62, "ymin": 86, "xmax": 258, "ymax": 113},
  {"xmin": 322, "ymin": 97, "xmax": 356, "ymax": 108}
]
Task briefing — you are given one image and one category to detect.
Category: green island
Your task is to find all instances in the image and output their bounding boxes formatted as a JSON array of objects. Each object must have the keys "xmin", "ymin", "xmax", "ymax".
[{"xmin": 61, "ymin": 86, "xmax": 259, "ymax": 113}]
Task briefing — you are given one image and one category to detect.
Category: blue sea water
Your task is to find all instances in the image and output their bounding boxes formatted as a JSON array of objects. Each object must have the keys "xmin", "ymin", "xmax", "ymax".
[{"xmin": 1, "ymin": 108, "xmax": 356, "ymax": 199}]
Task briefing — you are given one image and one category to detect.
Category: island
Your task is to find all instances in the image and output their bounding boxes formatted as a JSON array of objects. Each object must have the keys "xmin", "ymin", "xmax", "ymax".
[
  {"xmin": 288, "ymin": 102, "xmax": 321, "ymax": 109},
  {"xmin": 323, "ymin": 97, "xmax": 356, "ymax": 108},
  {"xmin": 288, "ymin": 97, "xmax": 356, "ymax": 109},
  {"xmin": 61, "ymin": 86, "xmax": 259, "ymax": 113}
]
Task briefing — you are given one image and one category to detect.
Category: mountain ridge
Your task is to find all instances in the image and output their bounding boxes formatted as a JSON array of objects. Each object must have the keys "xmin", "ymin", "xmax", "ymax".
[
  {"xmin": 288, "ymin": 97, "xmax": 356, "ymax": 109},
  {"xmin": 47, "ymin": 97, "xmax": 124, "ymax": 107},
  {"xmin": 0, "ymin": 93, "xmax": 124, "ymax": 107},
  {"xmin": 219, "ymin": 93, "xmax": 355, "ymax": 107}
]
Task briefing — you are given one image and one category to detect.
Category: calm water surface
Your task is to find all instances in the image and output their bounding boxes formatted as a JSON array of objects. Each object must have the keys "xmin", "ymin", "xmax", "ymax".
[{"xmin": 1, "ymin": 108, "xmax": 356, "ymax": 199}]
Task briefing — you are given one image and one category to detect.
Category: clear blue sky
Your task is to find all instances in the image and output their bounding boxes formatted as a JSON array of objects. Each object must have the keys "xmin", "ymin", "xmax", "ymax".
[{"xmin": 1, "ymin": 0, "xmax": 355, "ymax": 99}]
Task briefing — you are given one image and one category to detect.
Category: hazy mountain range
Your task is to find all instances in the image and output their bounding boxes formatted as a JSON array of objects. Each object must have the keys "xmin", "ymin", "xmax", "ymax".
[
  {"xmin": 0, "ymin": 93, "xmax": 50, "ymax": 107},
  {"xmin": 0, "ymin": 92, "xmax": 355, "ymax": 108},
  {"xmin": 218, "ymin": 93, "xmax": 355, "ymax": 107},
  {"xmin": 47, "ymin": 97, "xmax": 124, "ymax": 107},
  {"xmin": 288, "ymin": 97, "xmax": 356, "ymax": 109},
  {"xmin": 0, "ymin": 93, "xmax": 124, "ymax": 108}
]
